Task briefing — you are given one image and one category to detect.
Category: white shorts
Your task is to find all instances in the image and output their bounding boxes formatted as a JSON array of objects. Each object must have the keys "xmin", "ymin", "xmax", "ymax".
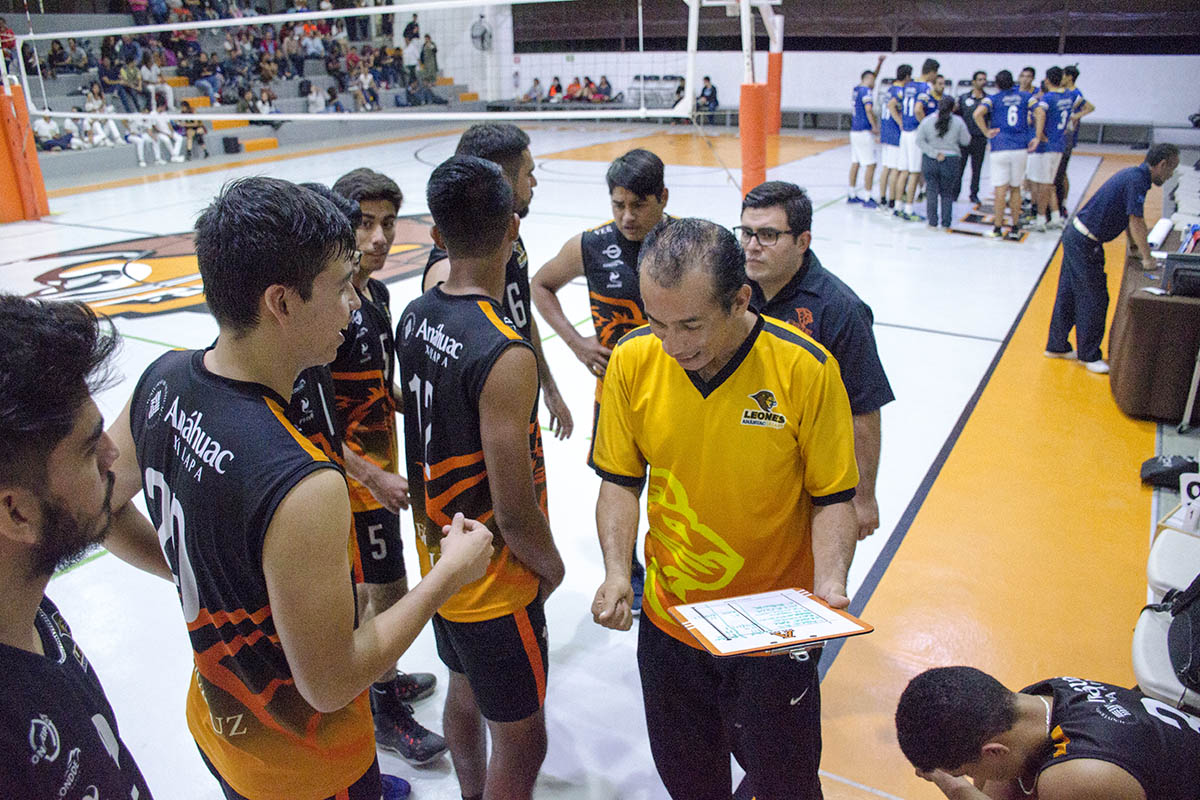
[
  {"xmin": 1026, "ymin": 151, "xmax": 1062, "ymax": 184},
  {"xmin": 990, "ymin": 149, "xmax": 1027, "ymax": 188},
  {"xmin": 899, "ymin": 131, "xmax": 922, "ymax": 173},
  {"xmin": 849, "ymin": 130, "xmax": 876, "ymax": 165},
  {"xmin": 882, "ymin": 143, "xmax": 901, "ymax": 170}
]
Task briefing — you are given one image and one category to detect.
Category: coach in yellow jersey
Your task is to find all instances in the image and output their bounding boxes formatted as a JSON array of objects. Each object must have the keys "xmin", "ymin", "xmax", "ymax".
[{"xmin": 590, "ymin": 218, "xmax": 859, "ymax": 800}]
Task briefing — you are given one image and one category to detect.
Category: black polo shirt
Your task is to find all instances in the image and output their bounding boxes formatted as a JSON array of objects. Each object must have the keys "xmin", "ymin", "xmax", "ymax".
[
  {"xmin": 748, "ymin": 249, "xmax": 894, "ymax": 416},
  {"xmin": 1075, "ymin": 162, "xmax": 1151, "ymax": 243},
  {"xmin": 957, "ymin": 90, "xmax": 988, "ymax": 139}
]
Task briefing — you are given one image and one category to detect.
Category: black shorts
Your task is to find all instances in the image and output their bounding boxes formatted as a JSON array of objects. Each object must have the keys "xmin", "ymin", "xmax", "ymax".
[
  {"xmin": 200, "ymin": 747, "xmax": 381, "ymax": 800},
  {"xmin": 637, "ymin": 617, "xmax": 823, "ymax": 800},
  {"xmin": 432, "ymin": 597, "xmax": 548, "ymax": 723},
  {"xmin": 354, "ymin": 506, "xmax": 405, "ymax": 584}
]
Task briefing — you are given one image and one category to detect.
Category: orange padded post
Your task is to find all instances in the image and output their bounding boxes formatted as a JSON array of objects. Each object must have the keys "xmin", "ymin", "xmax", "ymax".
[
  {"xmin": 0, "ymin": 85, "xmax": 49, "ymax": 222},
  {"xmin": 739, "ymin": 82, "xmax": 768, "ymax": 196},
  {"xmin": 766, "ymin": 51, "xmax": 783, "ymax": 135}
]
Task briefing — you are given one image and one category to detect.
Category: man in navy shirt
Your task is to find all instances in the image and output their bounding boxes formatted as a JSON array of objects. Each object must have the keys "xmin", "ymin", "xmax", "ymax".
[
  {"xmin": 1045, "ymin": 143, "xmax": 1179, "ymax": 373},
  {"xmin": 740, "ymin": 181, "xmax": 895, "ymax": 540},
  {"xmin": 956, "ymin": 70, "xmax": 989, "ymax": 205},
  {"xmin": 0, "ymin": 296, "xmax": 167, "ymax": 797},
  {"xmin": 848, "ymin": 54, "xmax": 886, "ymax": 208},
  {"xmin": 974, "ymin": 69, "xmax": 1036, "ymax": 238}
]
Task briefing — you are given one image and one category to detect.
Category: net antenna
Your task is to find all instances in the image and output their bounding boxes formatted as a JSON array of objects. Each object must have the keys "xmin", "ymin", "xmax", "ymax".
[{"xmin": 2, "ymin": 0, "xmax": 701, "ymax": 124}]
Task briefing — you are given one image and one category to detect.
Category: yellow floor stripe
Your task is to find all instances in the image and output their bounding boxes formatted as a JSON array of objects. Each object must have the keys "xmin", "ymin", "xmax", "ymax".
[
  {"xmin": 46, "ymin": 128, "xmax": 464, "ymax": 199},
  {"xmin": 819, "ymin": 153, "xmax": 1157, "ymax": 798},
  {"xmin": 541, "ymin": 131, "xmax": 844, "ymax": 168}
]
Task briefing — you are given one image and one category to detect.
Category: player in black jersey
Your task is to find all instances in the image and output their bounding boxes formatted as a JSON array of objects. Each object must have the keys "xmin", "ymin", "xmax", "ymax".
[
  {"xmin": 530, "ymin": 147, "xmax": 670, "ymax": 613},
  {"xmin": 423, "ymin": 122, "xmax": 572, "ymax": 440},
  {"xmin": 329, "ymin": 169, "xmax": 446, "ymax": 766},
  {"xmin": 897, "ymin": 666, "xmax": 1200, "ymax": 800},
  {"xmin": 401, "ymin": 156, "xmax": 564, "ymax": 800},
  {"xmin": 0, "ymin": 296, "xmax": 161, "ymax": 797},
  {"xmin": 105, "ymin": 177, "xmax": 493, "ymax": 800}
]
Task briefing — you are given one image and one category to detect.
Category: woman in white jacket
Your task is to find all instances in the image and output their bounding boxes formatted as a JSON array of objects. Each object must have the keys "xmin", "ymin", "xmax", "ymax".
[{"xmin": 83, "ymin": 81, "xmax": 122, "ymax": 146}]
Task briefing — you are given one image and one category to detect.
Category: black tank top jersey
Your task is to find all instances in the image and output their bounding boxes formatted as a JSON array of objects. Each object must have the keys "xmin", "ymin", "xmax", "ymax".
[
  {"xmin": 396, "ymin": 288, "xmax": 544, "ymax": 622},
  {"xmin": 129, "ymin": 349, "xmax": 374, "ymax": 792},
  {"xmin": 0, "ymin": 596, "xmax": 153, "ymax": 797},
  {"xmin": 289, "ymin": 365, "xmax": 344, "ymax": 465},
  {"xmin": 330, "ymin": 278, "xmax": 399, "ymax": 512},
  {"xmin": 1022, "ymin": 677, "xmax": 1200, "ymax": 799},
  {"xmin": 580, "ymin": 219, "xmax": 659, "ymax": 351},
  {"xmin": 424, "ymin": 236, "xmax": 534, "ymax": 342}
]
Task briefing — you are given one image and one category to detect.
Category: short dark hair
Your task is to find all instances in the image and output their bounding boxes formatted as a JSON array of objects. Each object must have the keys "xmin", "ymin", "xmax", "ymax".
[
  {"xmin": 995, "ymin": 70, "xmax": 1014, "ymax": 91},
  {"xmin": 1046, "ymin": 66, "xmax": 1063, "ymax": 86},
  {"xmin": 1146, "ymin": 143, "xmax": 1179, "ymax": 167},
  {"xmin": 1063, "ymin": 64, "xmax": 1080, "ymax": 80},
  {"xmin": 972, "ymin": 70, "xmax": 986, "ymax": 81},
  {"xmin": 427, "ymin": 155, "xmax": 514, "ymax": 258},
  {"xmin": 331, "ymin": 167, "xmax": 402, "ymax": 214},
  {"xmin": 455, "ymin": 123, "xmax": 530, "ymax": 181},
  {"xmin": 1021, "ymin": 65, "xmax": 1035, "ymax": 76},
  {"xmin": 300, "ymin": 182, "xmax": 362, "ymax": 228},
  {"xmin": 861, "ymin": 69, "xmax": 875, "ymax": 80},
  {"xmin": 0, "ymin": 296, "xmax": 118, "ymax": 488},
  {"xmin": 194, "ymin": 177, "xmax": 356, "ymax": 336},
  {"xmin": 640, "ymin": 218, "xmax": 745, "ymax": 313},
  {"xmin": 606, "ymin": 148, "xmax": 665, "ymax": 199},
  {"xmin": 895, "ymin": 667, "xmax": 1017, "ymax": 772},
  {"xmin": 742, "ymin": 180, "xmax": 813, "ymax": 236},
  {"xmin": 896, "ymin": 64, "xmax": 912, "ymax": 81},
  {"xmin": 921, "ymin": 58, "xmax": 939, "ymax": 75}
]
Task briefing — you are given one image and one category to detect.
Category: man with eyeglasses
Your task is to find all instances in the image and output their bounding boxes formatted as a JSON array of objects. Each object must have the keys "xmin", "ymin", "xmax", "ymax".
[{"xmin": 738, "ymin": 181, "xmax": 894, "ymax": 541}]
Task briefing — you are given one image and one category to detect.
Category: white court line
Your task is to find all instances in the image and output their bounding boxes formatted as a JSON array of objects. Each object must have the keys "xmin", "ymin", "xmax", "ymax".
[{"xmin": 819, "ymin": 769, "xmax": 908, "ymax": 800}]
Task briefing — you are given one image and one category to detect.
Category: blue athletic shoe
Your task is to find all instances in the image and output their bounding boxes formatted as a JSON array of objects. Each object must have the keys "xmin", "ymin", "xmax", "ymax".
[
  {"xmin": 381, "ymin": 774, "xmax": 411, "ymax": 800},
  {"xmin": 630, "ymin": 555, "xmax": 645, "ymax": 616},
  {"xmin": 847, "ymin": 195, "xmax": 863, "ymax": 204},
  {"xmin": 862, "ymin": 198, "xmax": 879, "ymax": 209}
]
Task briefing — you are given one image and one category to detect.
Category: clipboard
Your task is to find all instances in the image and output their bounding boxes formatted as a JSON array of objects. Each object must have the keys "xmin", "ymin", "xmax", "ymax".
[{"xmin": 667, "ymin": 588, "xmax": 873, "ymax": 657}]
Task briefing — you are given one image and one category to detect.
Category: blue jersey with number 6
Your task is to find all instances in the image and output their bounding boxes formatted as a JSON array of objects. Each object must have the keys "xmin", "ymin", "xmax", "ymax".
[{"xmin": 982, "ymin": 88, "xmax": 1033, "ymax": 151}]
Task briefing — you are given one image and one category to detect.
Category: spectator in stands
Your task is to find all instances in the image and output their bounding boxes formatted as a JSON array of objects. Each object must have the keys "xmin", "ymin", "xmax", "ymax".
[
  {"xmin": 125, "ymin": 112, "xmax": 164, "ymax": 167},
  {"xmin": 65, "ymin": 38, "xmax": 89, "ymax": 71},
  {"xmin": 403, "ymin": 13, "xmax": 419, "ymax": 43},
  {"xmin": 330, "ymin": 19, "xmax": 348, "ymax": 52},
  {"xmin": 405, "ymin": 76, "xmax": 447, "ymax": 106},
  {"xmin": 417, "ymin": 33, "xmax": 436, "ymax": 79},
  {"xmin": 149, "ymin": 0, "xmax": 168, "ymax": 23},
  {"xmin": 63, "ymin": 109, "xmax": 99, "ymax": 148},
  {"xmin": 282, "ymin": 28, "xmax": 304, "ymax": 77},
  {"xmin": 140, "ymin": 52, "xmax": 174, "ymax": 110},
  {"xmin": 99, "ymin": 55, "xmax": 136, "ymax": 113},
  {"xmin": 192, "ymin": 52, "xmax": 222, "ymax": 103},
  {"xmin": 301, "ymin": 27, "xmax": 324, "ymax": 58},
  {"xmin": 84, "ymin": 82, "xmax": 122, "ymax": 145},
  {"xmin": 1018, "ymin": 66, "xmax": 1035, "ymax": 94},
  {"xmin": 46, "ymin": 39, "xmax": 68, "ymax": 79},
  {"xmin": 548, "ymin": 76, "xmax": 563, "ymax": 102},
  {"xmin": 325, "ymin": 86, "xmax": 345, "ymax": 112},
  {"xmin": 324, "ymin": 50, "xmax": 347, "ymax": 91},
  {"xmin": 566, "ymin": 76, "xmax": 583, "ymax": 101},
  {"xmin": 255, "ymin": 86, "xmax": 285, "ymax": 128},
  {"xmin": 350, "ymin": 0, "xmax": 369, "ymax": 41},
  {"xmin": 402, "ymin": 33, "xmax": 420, "ymax": 86},
  {"xmin": 99, "ymin": 35, "xmax": 117, "ymax": 63},
  {"xmin": 521, "ymin": 78, "xmax": 543, "ymax": 102},
  {"xmin": 118, "ymin": 34, "xmax": 142, "ymax": 65},
  {"xmin": 129, "ymin": 0, "xmax": 151, "ymax": 26},
  {"xmin": 916, "ymin": 96, "xmax": 969, "ymax": 230},
  {"xmin": 148, "ymin": 99, "xmax": 186, "ymax": 162},
  {"xmin": 581, "ymin": 76, "xmax": 597, "ymax": 101},
  {"xmin": 345, "ymin": 45, "xmax": 361, "ymax": 74},
  {"xmin": 306, "ymin": 81, "xmax": 326, "ymax": 112},
  {"xmin": 0, "ymin": 17, "xmax": 16, "ymax": 70},
  {"xmin": 352, "ymin": 64, "xmax": 379, "ymax": 111},
  {"xmin": 120, "ymin": 55, "xmax": 150, "ymax": 111},
  {"xmin": 179, "ymin": 100, "xmax": 209, "ymax": 159},
  {"xmin": 255, "ymin": 49, "xmax": 278, "ymax": 83},
  {"xmin": 593, "ymin": 75, "xmax": 612, "ymax": 101},
  {"xmin": 382, "ymin": 45, "xmax": 404, "ymax": 87},
  {"xmin": 32, "ymin": 113, "xmax": 76, "ymax": 151},
  {"xmin": 697, "ymin": 75, "xmax": 718, "ymax": 113}
]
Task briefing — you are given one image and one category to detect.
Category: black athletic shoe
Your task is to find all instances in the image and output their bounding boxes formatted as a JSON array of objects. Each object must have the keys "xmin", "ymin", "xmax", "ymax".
[
  {"xmin": 374, "ymin": 703, "xmax": 447, "ymax": 765},
  {"xmin": 392, "ymin": 671, "xmax": 436, "ymax": 703}
]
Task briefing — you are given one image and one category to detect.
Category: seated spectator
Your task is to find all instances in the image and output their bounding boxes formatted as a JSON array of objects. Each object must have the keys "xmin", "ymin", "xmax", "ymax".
[
  {"xmin": 520, "ymin": 77, "xmax": 542, "ymax": 102},
  {"xmin": 580, "ymin": 76, "xmax": 596, "ymax": 101},
  {"xmin": 99, "ymin": 35, "xmax": 118, "ymax": 63},
  {"xmin": 128, "ymin": 0, "xmax": 150, "ymax": 24},
  {"xmin": 281, "ymin": 28, "xmax": 303, "ymax": 77},
  {"xmin": 325, "ymin": 86, "xmax": 345, "ymax": 112},
  {"xmin": 62, "ymin": 109, "xmax": 95, "ymax": 148},
  {"xmin": 323, "ymin": 51, "xmax": 347, "ymax": 91},
  {"xmin": 179, "ymin": 100, "xmax": 209, "ymax": 158},
  {"xmin": 65, "ymin": 38, "xmax": 90, "ymax": 71},
  {"xmin": 32, "ymin": 113, "xmax": 76, "ymax": 151},
  {"xmin": 344, "ymin": 45, "xmax": 360, "ymax": 73},
  {"xmin": 306, "ymin": 81, "xmax": 326, "ymax": 112},
  {"xmin": 352, "ymin": 64, "xmax": 379, "ymax": 111},
  {"xmin": 406, "ymin": 77, "xmax": 447, "ymax": 106},
  {"xmin": 46, "ymin": 39, "xmax": 68, "ymax": 79},
  {"xmin": 120, "ymin": 55, "xmax": 150, "ymax": 111},
  {"xmin": 593, "ymin": 75, "xmax": 612, "ymax": 102},
  {"xmin": 118, "ymin": 34, "xmax": 142, "ymax": 65},
  {"xmin": 0, "ymin": 17, "xmax": 16, "ymax": 70},
  {"xmin": 330, "ymin": 19, "xmax": 348, "ymax": 51},
  {"xmin": 547, "ymin": 75, "xmax": 563, "ymax": 102},
  {"xmin": 84, "ymin": 82, "xmax": 123, "ymax": 144},
  {"xmin": 566, "ymin": 75, "xmax": 583, "ymax": 101},
  {"xmin": 99, "ymin": 55, "xmax": 136, "ymax": 113},
  {"xmin": 148, "ymin": 99, "xmax": 186, "ymax": 162},
  {"xmin": 255, "ymin": 49, "xmax": 277, "ymax": 83},
  {"xmin": 254, "ymin": 86, "xmax": 284, "ymax": 128},
  {"xmin": 192, "ymin": 51, "xmax": 222, "ymax": 103},
  {"xmin": 149, "ymin": 0, "xmax": 168, "ymax": 23},
  {"xmin": 140, "ymin": 52, "xmax": 174, "ymax": 110},
  {"xmin": 697, "ymin": 75, "xmax": 718, "ymax": 112},
  {"xmin": 124, "ymin": 113, "xmax": 164, "ymax": 167},
  {"xmin": 301, "ymin": 28, "xmax": 324, "ymax": 58},
  {"xmin": 419, "ymin": 34, "xmax": 437, "ymax": 83}
]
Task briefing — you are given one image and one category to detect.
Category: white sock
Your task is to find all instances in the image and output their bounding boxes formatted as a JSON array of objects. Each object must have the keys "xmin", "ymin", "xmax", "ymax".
[
  {"xmin": 1050, "ymin": 210, "xmax": 1062, "ymax": 222},
  {"xmin": 849, "ymin": 186, "xmax": 859, "ymax": 199},
  {"xmin": 905, "ymin": 202, "xmax": 913, "ymax": 214}
]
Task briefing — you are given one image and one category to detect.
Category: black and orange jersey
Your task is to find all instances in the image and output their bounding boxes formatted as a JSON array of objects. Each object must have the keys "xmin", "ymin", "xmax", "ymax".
[
  {"xmin": 396, "ymin": 288, "xmax": 543, "ymax": 623},
  {"xmin": 130, "ymin": 349, "xmax": 374, "ymax": 800},
  {"xmin": 1021, "ymin": 677, "xmax": 1200, "ymax": 799},
  {"xmin": 425, "ymin": 237, "xmax": 534, "ymax": 342},
  {"xmin": 581, "ymin": 218, "xmax": 664, "ymax": 352},
  {"xmin": 330, "ymin": 278, "xmax": 399, "ymax": 513}
]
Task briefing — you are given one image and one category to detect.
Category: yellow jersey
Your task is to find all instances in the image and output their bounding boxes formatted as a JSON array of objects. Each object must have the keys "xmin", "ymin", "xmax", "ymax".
[{"xmin": 592, "ymin": 314, "xmax": 858, "ymax": 647}]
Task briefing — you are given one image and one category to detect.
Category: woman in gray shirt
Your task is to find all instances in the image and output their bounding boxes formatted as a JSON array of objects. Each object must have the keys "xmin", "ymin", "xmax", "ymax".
[{"xmin": 917, "ymin": 96, "xmax": 971, "ymax": 229}]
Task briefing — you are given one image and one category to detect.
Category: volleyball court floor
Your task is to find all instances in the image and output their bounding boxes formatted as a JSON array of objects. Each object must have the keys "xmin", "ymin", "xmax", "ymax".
[{"xmin": 1, "ymin": 123, "xmax": 1121, "ymax": 798}]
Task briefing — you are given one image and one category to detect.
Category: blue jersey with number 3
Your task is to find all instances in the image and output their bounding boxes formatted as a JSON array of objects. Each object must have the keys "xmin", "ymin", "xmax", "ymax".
[{"xmin": 1036, "ymin": 91, "xmax": 1076, "ymax": 153}]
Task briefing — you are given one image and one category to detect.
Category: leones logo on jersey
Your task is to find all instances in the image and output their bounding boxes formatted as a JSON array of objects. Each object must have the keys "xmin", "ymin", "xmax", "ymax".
[
  {"xmin": 28, "ymin": 713, "xmax": 60, "ymax": 765},
  {"xmin": 742, "ymin": 389, "xmax": 786, "ymax": 429}
]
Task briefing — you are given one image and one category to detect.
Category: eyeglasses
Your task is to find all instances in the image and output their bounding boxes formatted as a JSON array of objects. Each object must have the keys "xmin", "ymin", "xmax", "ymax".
[
  {"xmin": 350, "ymin": 249, "xmax": 363, "ymax": 269},
  {"xmin": 733, "ymin": 226, "xmax": 796, "ymax": 247}
]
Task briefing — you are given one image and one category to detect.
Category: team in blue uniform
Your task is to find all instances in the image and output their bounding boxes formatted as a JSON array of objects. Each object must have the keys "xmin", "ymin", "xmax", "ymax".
[
  {"xmin": 848, "ymin": 54, "xmax": 886, "ymax": 208},
  {"xmin": 1028, "ymin": 66, "xmax": 1075, "ymax": 230},
  {"xmin": 974, "ymin": 69, "xmax": 1036, "ymax": 237}
]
